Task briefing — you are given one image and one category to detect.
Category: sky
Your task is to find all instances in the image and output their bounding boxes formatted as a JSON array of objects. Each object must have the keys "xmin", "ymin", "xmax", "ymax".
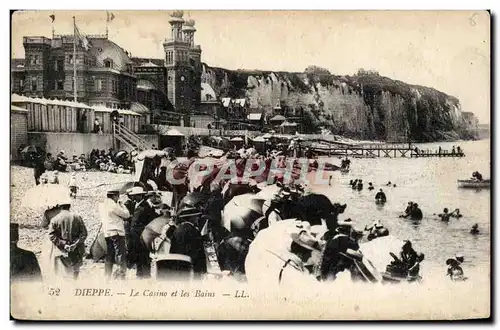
[{"xmin": 11, "ymin": 10, "xmax": 490, "ymax": 123}]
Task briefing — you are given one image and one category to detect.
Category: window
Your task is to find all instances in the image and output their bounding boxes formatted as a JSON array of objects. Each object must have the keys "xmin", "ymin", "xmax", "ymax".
[
  {"xmin": 104, "ymin": 59, "xmax": 113, "ymax": 68},
  {"xmin": 19, "ymin": 79, "xmax": 24, "ymax": 89},
  {"xmin": 96, "ymin": 79, "xmax": 102, "ymax": 91},
  {"xmin": 32, "ymin": 55, "xmax": 39, "ymax": 65},
  {"xmin": 68, "ymin": 55, "xmax": 74, "ymax": 64},
  {"xmin": 57, "ymin": 80, "xmax": 64, "ymax": 90},
  {"xmin": 31, "ymin": 77, "xmax": 37, "ymax": 91},
  {"xmin": 54, "ymin": 60, "xmax": 58, "ymax": 71}
]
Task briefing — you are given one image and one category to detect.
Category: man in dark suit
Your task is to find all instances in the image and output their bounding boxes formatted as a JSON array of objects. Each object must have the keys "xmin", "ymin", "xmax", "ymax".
[
  {"xmin": 169, "ymin": 207, "xmax": 208, "ymax": 280},
  {"xmin": 33, "ymin": 153, "xmax": 46, "ymax": 185},
  {"xmin": 10, "ymin": 223, "xmax": 42, "ymax": 282},
  {"xmin": 48, "ymin": 204, "xmax": 87, "ymax": 280},
  {"xmin": 148, "ymin": 156, "xmax": 168, "ymax": 190},
  {"xmin": 128, "ymin": 187, "xmax": 158, "ymax": 279}
]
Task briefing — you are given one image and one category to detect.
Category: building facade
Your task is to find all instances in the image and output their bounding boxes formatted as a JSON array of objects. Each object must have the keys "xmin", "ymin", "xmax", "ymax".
[{"xmin": 11, "ymin": 11, "xmax": 204, "ymax": 124}]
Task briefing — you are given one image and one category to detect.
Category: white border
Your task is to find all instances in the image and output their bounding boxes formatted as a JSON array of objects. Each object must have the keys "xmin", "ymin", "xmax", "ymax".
[{"xmin": 2, "ymin": 0, "xmax": 498, "ymax": 328}]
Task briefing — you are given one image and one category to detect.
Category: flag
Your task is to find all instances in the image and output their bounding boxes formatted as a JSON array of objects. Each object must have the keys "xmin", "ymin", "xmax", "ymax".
[
  {"xmin": 107, "ymin": 11, "xmax": 115, "ymax": 22},
  {"xmin": 49, "ymin": 14, "xmax": 55, "ymax": 23},
  {"xmin": 75, "ymin": 24, "xmax": 91, "ymax": 51}
]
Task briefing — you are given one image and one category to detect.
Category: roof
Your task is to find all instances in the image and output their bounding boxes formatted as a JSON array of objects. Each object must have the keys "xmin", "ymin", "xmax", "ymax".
[
  {"xmin": 163, "ymin": 128, "xmax": 184, "ymax": 136},
  {"xmin": 270, "ymin": 115, "xmax": 286, "ymax": 122},
  {"xmin": 280, "ymin": 121, "xmax": 298, "ymax": 127},
  {"xmin": 137, "ymin": 79, "xmax": 156, "ymax": 90},
  {"xmin": 130, "ymin": 102, "xmax": 150, "ymax": 114},
  {"xmin": 201, "ymin": 83, "xmax": 217, "ymax": 102},
  {"xmin": 11, "ymin": 105, "xmax": 28, "ymax": 113},
  {"xmin": 140, "ymin": 61, "xmax": 158, "ymax": 67},
  {"xmin": 93, "ymin": 105, "xmax": 140, "ymax": 116},
  {"xmin": 252, "ymin": 136, "xmax": 266, "ymax": 142},
  {"xmin": 247, "ymin": 113, "xmax": 262, "ymax": 121},
  {"xmin": 88, "ymin": 38, "xmax": 132, "ymax": 72},
  {"xmin": 222, "ymin": 98, "xmax": 231, "ymax": 108},
  {"xmin": 233, "ymin": 99, "xmax": 246, "ymax": 107},
  {"xmin": 11, "ymin": 94, "xmax": 93, "ymax": 109}
]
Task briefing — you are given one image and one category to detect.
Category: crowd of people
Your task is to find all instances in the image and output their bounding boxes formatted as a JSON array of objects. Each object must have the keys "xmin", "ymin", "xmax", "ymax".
[{"xmin": 11, "ymin": 139, "xmax": 483, "ymax": 286}]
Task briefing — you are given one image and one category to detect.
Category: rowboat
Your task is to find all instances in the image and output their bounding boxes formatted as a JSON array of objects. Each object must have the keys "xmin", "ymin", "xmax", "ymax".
[{"xmin": 457, "ymin": 179, "xmax": 490, "ymax": 189}]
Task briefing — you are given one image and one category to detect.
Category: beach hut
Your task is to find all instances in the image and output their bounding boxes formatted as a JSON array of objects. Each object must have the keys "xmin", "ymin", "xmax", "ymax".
[
  {"xmin": 159, "ymin": 128, "xmax": 185, "ymax": 155},
  {"xmin": 279, "ymin": 121, "xmax": 298, "ymax": 134},
  {"xmin": 230, "ymin": 136, "xmax": 244, "ymax": 149},
  {"xmin": 269, "ymin": 114, "xmax": 286, "ymax": 126},
  {"xmin": 11, "ymin": 94, "xmax": 93, "ymax": 133}
]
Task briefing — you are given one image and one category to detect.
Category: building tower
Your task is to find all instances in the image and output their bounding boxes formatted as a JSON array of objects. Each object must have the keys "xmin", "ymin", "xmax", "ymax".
[
  {"xmin": 183, "ymin": 19, "xmax": 202, "ymax": 108},
  {"xmin": 163, "ymin": 11, "xmax": 202, "ymax": 118},
  {"xmin": 23, "ymin": 36, "xmax": 52, "ymax": 98}
]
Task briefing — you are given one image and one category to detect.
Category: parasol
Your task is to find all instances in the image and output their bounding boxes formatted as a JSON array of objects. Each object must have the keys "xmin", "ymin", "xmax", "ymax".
[
  {"xmin": 136, "ymin": 149, "xmax": 167, "ymax": 161},
  {"xmin": 22, "ymin": 184, "xmax": 71, "ymax": 213},
  {"xmin": 141, "ymin": 216, "xmax": 171, "ymax": 250},
  {"xmin": 114, "ymin": 150, "xmax": 128, "ymax": 159},
  {"xmin": 20, "ymin": 145, "xmax": 39, "ymax": 154},
  {"xmin": 359, "ymin": 236, "xmax": 405, "ymax": 273}
]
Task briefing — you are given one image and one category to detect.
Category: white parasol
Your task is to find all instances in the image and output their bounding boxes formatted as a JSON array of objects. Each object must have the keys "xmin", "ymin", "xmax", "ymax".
[{"xmin": 22, "ymin": 184, "xmax": 71, "ymax": 213}]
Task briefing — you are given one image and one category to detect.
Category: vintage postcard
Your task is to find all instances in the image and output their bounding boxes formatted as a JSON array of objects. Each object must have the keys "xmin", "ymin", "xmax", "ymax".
[{"xmin": 10, "ymin": 10, "xmax": 490, "ymax": 320}]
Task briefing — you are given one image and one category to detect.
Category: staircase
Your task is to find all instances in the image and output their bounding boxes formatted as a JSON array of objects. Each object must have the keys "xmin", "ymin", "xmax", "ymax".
[{"xmin": 112, "ymin": 122, "xmax": 153, "ymax": 151}]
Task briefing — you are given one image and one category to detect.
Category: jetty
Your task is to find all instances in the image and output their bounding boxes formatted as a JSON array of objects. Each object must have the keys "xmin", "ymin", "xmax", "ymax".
[{"xmin": 310, "ymin": 142, "xmax": 465, "ymax": 158}]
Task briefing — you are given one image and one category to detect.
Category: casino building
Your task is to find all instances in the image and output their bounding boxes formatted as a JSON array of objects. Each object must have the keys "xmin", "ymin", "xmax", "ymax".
[{"xmin": 11, "ymin": 11, "xmax": 206, "ymax": 125}]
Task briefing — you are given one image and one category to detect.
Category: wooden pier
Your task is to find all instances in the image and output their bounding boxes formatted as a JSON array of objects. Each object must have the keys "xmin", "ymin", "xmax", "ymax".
[{"xmin": 311, "ymin": 142, "xmax": 465, "ymax": 158}]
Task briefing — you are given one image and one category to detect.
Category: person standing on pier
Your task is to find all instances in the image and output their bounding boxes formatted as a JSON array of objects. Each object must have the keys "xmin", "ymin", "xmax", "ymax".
[{"xmin": 452, "ymin": 146, "xmax": 456, "ymax": 155}]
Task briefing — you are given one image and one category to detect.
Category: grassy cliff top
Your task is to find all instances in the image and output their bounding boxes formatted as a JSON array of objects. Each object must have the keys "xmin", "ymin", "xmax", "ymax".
[{"xmin": 203, "ymin": 63, "xmax": 459, "ymax": 106}]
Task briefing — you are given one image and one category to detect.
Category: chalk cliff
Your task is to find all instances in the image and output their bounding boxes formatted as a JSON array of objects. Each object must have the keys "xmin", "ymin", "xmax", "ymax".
[{"xmin": 201, "ymin": 64, "xmax": 474, "ymax": 142}]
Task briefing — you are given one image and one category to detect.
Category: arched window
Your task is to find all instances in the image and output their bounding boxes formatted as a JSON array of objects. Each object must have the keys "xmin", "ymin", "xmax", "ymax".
[{"xmin": 104, "ymin": 59, "xmax": 113, "ymax": 68}]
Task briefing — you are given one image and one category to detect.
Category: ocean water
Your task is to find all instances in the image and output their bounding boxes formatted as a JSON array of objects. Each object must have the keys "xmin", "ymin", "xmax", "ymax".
[{"xmin": 312, "ymin": 139, "xmax": 491, "ymax": 274}]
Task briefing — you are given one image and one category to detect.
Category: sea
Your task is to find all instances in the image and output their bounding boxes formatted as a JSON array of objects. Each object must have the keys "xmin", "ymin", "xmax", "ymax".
[{"xmin": 315, "ymin": 138, "xmax": 491, "ymax": 276}]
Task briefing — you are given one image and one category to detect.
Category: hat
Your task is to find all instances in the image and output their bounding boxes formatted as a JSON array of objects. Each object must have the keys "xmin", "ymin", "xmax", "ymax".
[
  {"xmin": 60, "ymin": 150, "xmax": 65, "ymax": 154},
  {"xmin": 291, "ymin": 230, "xmax": 320, "ymax": 251},
  {"xmin": 337, "ymin": 218, "xmax": 353, "ymax": 228},
  {"xmin": 10, "ymin": 223, "xmax": 19, "ymax": 242},
  {"xmin": 455, "ymin": 253, "xmax": 464, "ymax": 262},
  {"xmin": 128, "ymin": 186, "xmax": 146, "ymax": 196},
  {"xmin": 146, "ymin": 191, "xmax": 160, "ymax": 197},
  {"xmin": 176, "ymin": 206, "xmax": 203, "ymax": 219}
]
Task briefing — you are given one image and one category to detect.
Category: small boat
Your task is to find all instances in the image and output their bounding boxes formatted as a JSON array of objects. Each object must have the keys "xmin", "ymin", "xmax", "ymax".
[{"xmin": 457, "ymin": 179, "xmax": 490, "ymax": 189}]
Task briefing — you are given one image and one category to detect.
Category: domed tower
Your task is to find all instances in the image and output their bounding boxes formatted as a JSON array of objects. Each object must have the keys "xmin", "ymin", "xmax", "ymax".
[
  {"xmin": 163, "ymin": 11, "xmax": 201, "ymax": 118},
  {"xmin": 183, "ymin": 18, "xmax": 202, "ymax": 108}
]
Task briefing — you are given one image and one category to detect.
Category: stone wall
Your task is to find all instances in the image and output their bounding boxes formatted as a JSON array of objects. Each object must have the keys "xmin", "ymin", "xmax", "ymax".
[{"xmin": 27, "ymin": 132, "xmax": 158, "ymax": 156}]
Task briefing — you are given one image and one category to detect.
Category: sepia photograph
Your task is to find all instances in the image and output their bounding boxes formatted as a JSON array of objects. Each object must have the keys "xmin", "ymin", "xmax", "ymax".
[{"xmin": 9, "ymin": 9, "xmax": 491, "ymax": 320}]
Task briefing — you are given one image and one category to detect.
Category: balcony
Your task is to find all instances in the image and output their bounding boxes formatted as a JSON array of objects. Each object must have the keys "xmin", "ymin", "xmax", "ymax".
[{"xmin": 23, "ymin": 37, "xmax": 52, "ymax": 46}]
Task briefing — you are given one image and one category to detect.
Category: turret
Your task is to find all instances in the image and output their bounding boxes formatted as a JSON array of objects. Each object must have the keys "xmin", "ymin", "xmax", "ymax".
[
  {"xmin": 169, "ymin": 10, "xmax": 185, "ymax": 41},
  {"xmin": 182, "ymin": 19, "xmax": 196, "ymax": 46}
]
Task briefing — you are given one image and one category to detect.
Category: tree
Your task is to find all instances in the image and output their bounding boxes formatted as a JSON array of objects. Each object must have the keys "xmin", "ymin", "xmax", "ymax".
[{"xmin": 304, "ymin": 65, "xmax": 331, "ymax": 75}]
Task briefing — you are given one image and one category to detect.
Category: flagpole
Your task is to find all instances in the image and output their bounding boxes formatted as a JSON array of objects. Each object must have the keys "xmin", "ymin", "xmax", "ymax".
[
  {"xmin": 73, "ymin": 16, "xmax": 77, "ymax": 102},
  {"xmin": 106, "ymin": 11, "xmax": 108, "ymax": 38},
  {"xmin": 51, "ymin": 13, "xmax": 55, "ymax": 38}
]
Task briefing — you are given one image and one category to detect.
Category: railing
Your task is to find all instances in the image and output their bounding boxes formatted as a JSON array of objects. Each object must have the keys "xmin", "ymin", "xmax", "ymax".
[
  {"xmin": 23, "ymin": 37, "xmax": 52, "ymax": 46},
  {"xmin": 113, "ymin": 122, "xmax": 152, "ymax": 151}
]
